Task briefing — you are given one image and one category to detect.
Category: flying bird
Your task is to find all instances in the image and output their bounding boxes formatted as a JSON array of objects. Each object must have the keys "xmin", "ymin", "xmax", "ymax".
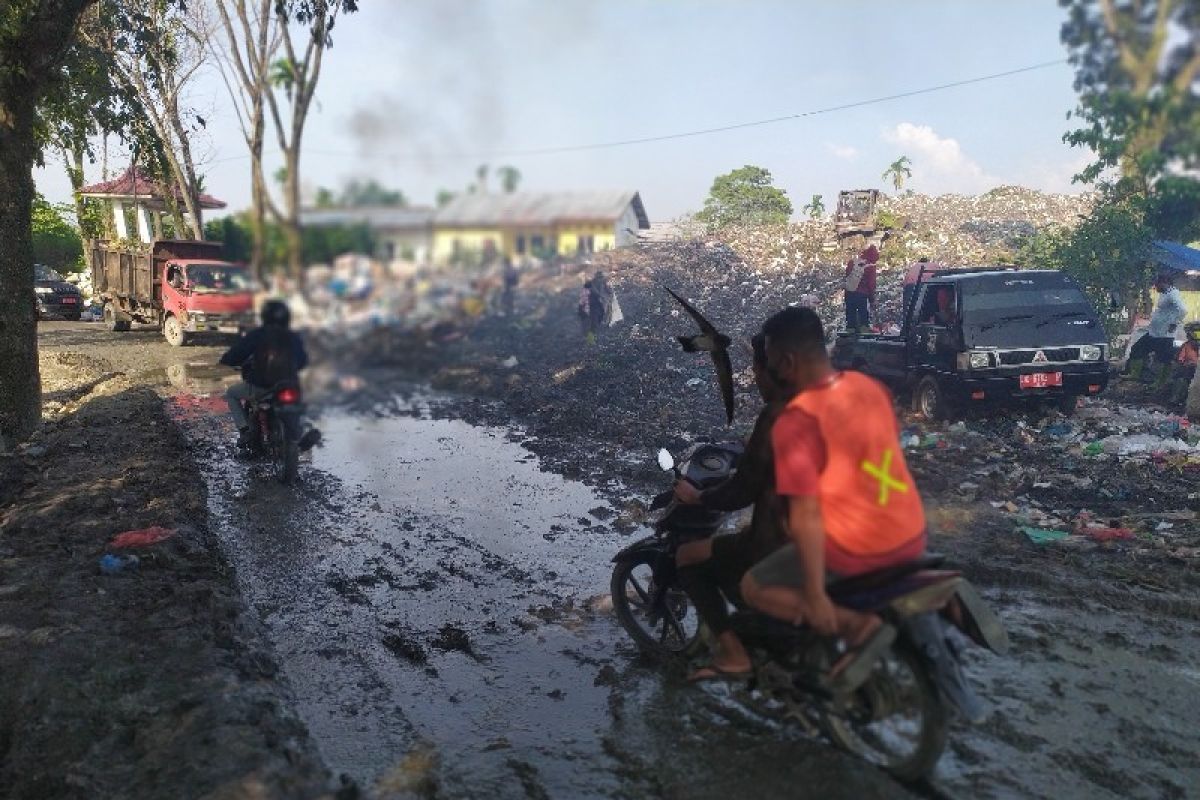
[{"xmin": 665, "ymin": 287, "xmax": 735, "ymax": 424}]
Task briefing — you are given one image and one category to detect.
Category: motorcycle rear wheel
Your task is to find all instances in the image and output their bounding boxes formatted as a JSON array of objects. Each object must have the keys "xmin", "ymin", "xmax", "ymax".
[
  {"xmin": 822, "ymin": 639, "xmax": 947, "ymax": 782},
  {"xmin": 610, "ymin": 553, "xmax": 702, "ymax": 660},
  {"xmin": 272, "ymin": 416, "xmax": 299, "ymax": 485}
]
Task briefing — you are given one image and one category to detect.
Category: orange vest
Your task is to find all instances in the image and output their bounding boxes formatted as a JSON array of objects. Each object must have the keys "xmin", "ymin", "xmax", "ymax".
[{"xmin": 788, "ymin": 372, "xmax": 925, "ymax": 556}]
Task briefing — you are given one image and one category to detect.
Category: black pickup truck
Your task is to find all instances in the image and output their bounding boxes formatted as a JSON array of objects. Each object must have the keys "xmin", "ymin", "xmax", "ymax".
[{"xmin": 831, "ymin": 267, "xmax": 1110, "ymax": 419}]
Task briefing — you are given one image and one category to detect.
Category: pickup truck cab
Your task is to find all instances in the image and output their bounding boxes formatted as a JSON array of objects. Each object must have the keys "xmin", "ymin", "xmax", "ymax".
[{"xmin": 832, "ymin": 267, "xmax": 1110, "ymax": 419}]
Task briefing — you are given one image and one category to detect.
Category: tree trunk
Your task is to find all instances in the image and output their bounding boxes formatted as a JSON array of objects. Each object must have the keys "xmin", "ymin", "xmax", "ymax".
[
  {"xmin": 283, "ymin": 148, "xmax": 302, "ymax": 280},
  {"xmin": 0, "ymin": 92, "xmax": 42, "ymax": 447}
]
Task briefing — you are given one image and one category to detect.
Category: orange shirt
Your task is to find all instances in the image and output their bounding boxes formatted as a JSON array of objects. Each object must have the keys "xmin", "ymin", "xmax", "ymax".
[{"xmin": 773, "ymin": 372, "xmax": 926, "ymax": 574}]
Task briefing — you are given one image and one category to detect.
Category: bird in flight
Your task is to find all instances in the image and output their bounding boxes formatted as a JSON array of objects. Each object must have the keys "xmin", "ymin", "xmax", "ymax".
[{"xmin": 665, "ymin": 287, "xmax": 735, "ymax": 424}]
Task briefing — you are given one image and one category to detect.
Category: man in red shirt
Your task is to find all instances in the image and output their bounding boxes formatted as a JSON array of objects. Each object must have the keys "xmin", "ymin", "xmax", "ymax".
[
  {"xmin": 843, "ymin": 245, "xmax": 878, "ymax": 333},
  {"xmin": 741, "ymin": 306, "xmax": 927, "ymax": 690}
]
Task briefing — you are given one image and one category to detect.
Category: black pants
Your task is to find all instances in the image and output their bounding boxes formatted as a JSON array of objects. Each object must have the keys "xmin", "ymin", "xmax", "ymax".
[
  {"xmin": 1125, "ymin": 334, "xmax": 1175, "ymax": 370},
  {"xmin": 676, "ymin": 535, "xmax": 756, "ymax": 636},
  {"xmin": 845, "ymin": 292, "xmax": 871, "ymax": 331}
]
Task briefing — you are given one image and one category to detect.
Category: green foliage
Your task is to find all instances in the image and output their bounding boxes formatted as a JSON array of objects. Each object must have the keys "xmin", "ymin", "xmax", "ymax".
[
  {"xmin": 206, "ymin": 213, "xmax": 375, "ymax": 267},
  {"xmin": 31, "ymin": 194, "xmax": 83, "ymax": 271},
  {"xmin": 697, "ymin": 165, "xmax": 793, "ymax": 228},
  {"xmin": 1060, "ymin": 0, "xmax": 1200, "ymax": 188},
  {"xmin": 882, "ymin": 156, "xmax": 913, "ymax": 191},
  {"xmin": 436, "ymin": 189, "xmax": 456, "ymax": 208},
  {"xmin": 497, "ymin": 165, "xmax": 521, "ymax": 194},
  {"xmin": 802, "ymin": 194, "xmax": 825, "ymax": 220},
  {"xmin": 876, "ymin": 209, "xmax": 902, "ymax": 230},
  {"xmin": 339, "ymin": 178, "xmax": 406, "ymax": 207}
]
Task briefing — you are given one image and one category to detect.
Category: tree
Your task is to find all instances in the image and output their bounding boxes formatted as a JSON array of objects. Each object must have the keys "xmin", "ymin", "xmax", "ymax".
[
  {"xmin": 802, "ymin": 194, "xmax": 825, "ymax": 220},
  {"xmin": 882, "ymin": 156, "xmax": 913, "ymax": 192},
  {"xmin": 696, "ymin": 165, "xmax": 793, "ymax": 228},
  {"xmin": 314, "ymin": 186, "xmax": 336, "ymax": 208},
  {"xmin": 473, "ymin": 163, "xmax": 489, "ymax": 194},
  {"xmin": 497, "ymin": 165, "xmax": 521, "ymax": 194},
  {"xmin": 84, "ymin": 0, "xmax": 210, "ymax": 239},
  {"xmin": 31, "ymin": 194, "xmax": 84, "ymax": 271},
  {"xmin": 1, "ymin": 0, "xmax": 96, "ymax": 445},
  {"xmin": 340, "ymin": 178, "xmax": 405, "ymax": 207},
  {"xmin": 1060, "ymin": 0, "xmax": 1200, "ymax": 190},
  {"xmin": 435, "ymin": 189, "xmax": 456, "ymax": 208}
]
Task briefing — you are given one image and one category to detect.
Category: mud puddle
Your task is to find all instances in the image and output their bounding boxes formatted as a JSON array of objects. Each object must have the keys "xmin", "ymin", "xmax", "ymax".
[{"xmin": 182, "ymin": 400, "xmax": 909, "ymax": 799}]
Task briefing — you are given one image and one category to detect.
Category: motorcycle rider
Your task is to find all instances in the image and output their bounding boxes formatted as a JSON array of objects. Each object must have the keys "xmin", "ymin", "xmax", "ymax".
[
  {"xmin": 672, "ymin": 334, "xmax": 787, "ymax": 682},
  {"xmin": 740, "ymin": 306, "xmax": 927, "ymax": 691},
  {"xmin": 221, "ymin": 300, "xmax": 309, "ymax": 449}
]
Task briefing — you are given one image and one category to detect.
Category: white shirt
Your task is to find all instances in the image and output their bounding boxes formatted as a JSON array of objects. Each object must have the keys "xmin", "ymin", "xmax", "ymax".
[{"xmin": 1148, "ymin": 287, "xmax": 1188, "ymax": 338}]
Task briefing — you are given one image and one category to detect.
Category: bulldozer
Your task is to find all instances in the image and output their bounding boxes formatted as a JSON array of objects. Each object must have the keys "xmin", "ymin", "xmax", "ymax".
[{"xmin": 834, "ymin": 189, "xmax": 881, "ymax": 238}]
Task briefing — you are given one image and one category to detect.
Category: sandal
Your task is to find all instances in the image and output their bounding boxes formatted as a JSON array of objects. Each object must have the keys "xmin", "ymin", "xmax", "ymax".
[
  {"xmin": 828, "ymin": 622, "xmax": 896, "ymax": 694},
  {"xmin": 687, "ymin": 662, "xmax": 753, "ymax": 684}
]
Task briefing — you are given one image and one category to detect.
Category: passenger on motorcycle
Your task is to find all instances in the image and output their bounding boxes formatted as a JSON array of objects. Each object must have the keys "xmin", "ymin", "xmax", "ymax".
[
  {"xmin": 672, "ymin": 333, "xmax": 787, "ymax": 682},
  {"xmin": 741, "ymin": 306, "xmax": 927, "ymax": 691},
  {"xmin": 220, "ymin": 300, "xmax": 309, "ymax": 449}
]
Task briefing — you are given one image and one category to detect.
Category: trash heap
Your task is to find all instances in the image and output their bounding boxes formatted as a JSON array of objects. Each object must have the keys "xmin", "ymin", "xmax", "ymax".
[{"xmin": 900, "ymin": 403, "xmax": 1200, "ymax": 563}]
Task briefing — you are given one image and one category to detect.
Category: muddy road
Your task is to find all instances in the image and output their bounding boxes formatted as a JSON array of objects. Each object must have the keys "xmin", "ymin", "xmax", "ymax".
[{"xmin": 37, "ymin": 322, "xmax": 1200, "ymax": 799}]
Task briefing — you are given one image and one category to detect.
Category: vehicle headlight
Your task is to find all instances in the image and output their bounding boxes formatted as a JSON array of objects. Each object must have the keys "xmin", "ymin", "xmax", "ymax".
[
  {"xmin": 34, "ymin": 287, "xmax": 54, "ymax": 295},
  {"xmin": 1078, "ymin": 345, "xmax": 1102, "ymax": 361}
]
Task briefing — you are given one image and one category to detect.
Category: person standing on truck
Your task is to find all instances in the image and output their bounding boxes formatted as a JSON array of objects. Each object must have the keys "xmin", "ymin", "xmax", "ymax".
[
  {"xmin": 1123, "ymin": 273, "xmax": 1188, "ymax": 382},
  {"xmin": 221, "ymin": 301, "xmax": 309, "ymax": 449},
  {"xmin": 843, "ymin": 245, "xmax": 878, "ymax": 333}
]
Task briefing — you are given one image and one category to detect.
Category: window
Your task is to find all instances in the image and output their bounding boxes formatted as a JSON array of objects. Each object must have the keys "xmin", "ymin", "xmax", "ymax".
[
  {"xmin": 383, "ymin": 241, "xmax": 396, "ymax": 260},
  {"xmin": 530, "ymin": 235, "xmax": 544, "ymax": 252},
  {"xmin": 577, "ymin": 235, "xmax": 595, "ymax": 254},
  {"xmin": 916, "ymin": 284, "xmax": 955, "ymax": 326},
  {"xmin": 516, "ymin": 235, "xmax": 526, "ymax": 255}
]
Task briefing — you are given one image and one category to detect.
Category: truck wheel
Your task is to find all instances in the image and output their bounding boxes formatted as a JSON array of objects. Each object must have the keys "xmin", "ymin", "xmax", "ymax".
[
  {"xmin": 163, "ymin": 315, "xmax": 187, "ymax": 347},
  {"xmin": 104, "ymin": 304, "xmax": 123, "ymax": 332},
  {"xmin": 915, "ymin": 376, "xmax": 953, "ymax": 421}
]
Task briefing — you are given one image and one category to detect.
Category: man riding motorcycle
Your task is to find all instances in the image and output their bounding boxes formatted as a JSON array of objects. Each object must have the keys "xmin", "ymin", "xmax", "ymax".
[
  {"xmin": 672, "ymin": 334, "xmax": 787, "ymax": 682},
  {"xmin": 740, "ymin": 306, "xmax": 927, "ymax": 692},
  {"xmin": 220, "ymin": 300, "xmax": 309, "ymax": 449}
]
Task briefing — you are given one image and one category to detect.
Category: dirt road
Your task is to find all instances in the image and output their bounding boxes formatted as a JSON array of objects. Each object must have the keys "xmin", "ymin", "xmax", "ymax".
[{"xmin": 24, "ymin": 321, "xmax": 1200, "ymax": 799}]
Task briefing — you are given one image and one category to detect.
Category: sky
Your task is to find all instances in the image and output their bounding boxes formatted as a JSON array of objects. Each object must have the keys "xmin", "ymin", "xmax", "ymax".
[{"xmin": 34, "ymin": 0, "xmax": 1094, "ymax": 222}]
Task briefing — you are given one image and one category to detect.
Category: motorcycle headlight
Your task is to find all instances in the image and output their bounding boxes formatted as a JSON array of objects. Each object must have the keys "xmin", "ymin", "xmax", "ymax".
[{"xmin": 1078, "ymin": 345, "xmax": 1102, "ymax": 361}]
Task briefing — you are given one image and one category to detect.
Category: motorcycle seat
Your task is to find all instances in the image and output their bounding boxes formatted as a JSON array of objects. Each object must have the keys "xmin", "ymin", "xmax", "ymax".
[{"xmin": 826, "ymin": 553, "xmax": 946, "ymax": 599}]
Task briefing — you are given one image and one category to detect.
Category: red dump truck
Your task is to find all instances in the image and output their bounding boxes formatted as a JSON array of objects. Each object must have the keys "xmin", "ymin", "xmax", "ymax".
[{"xmin": 90, "ymin": 240, "xmax": 257, "ymax": 347}]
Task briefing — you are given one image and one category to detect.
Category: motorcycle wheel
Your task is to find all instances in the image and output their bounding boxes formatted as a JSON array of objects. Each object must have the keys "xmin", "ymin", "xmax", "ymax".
[
  {"xmin": 610, "ymin": 553, "xmax": 702, "ymax": 660},
  {"xmin": 822, "ymin": 639, "xmax": 948, "ymax": 782},
  {"xmin": 272, "ymin": 416, "xmax": 299, "ymax": 485}
]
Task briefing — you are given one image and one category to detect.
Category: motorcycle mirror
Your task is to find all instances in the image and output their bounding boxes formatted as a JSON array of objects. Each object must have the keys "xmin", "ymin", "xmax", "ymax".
[{"xmin": 656, "ymin": 448, "xmax": 675, "ymax": 472}]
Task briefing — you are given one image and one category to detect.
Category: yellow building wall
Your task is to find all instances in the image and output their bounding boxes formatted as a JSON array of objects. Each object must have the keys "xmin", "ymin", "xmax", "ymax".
[{"xmin": 432, "ymin": 222, "xmax": 621, "ymax": 262}]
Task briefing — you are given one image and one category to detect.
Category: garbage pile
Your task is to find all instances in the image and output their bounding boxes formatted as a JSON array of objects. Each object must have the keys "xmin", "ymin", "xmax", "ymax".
[{"xmin": 900, "ymin": 403, "xmax": 1200, "ymax": 563}]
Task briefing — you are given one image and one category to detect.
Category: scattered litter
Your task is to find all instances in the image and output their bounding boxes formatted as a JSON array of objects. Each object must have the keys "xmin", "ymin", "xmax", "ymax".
[
  {"xmin": 1085, "ymin": 527, "xmax": 1134, "ymax": 543},
  {"xmin": 500, "ymin": 356, "xmax": 519, "ymax": 369},
  {"xmin": 686, "ymin": 378, "xmax": 704, "ymax": 388},
  {"xmin": 1156, "ymin": 522, "xmax": 1175, "ymax": 532},
  {"xmin": 98, "ymin": 554, "xmax": 140, "ymax": 575},
  {"xmin": 110, "ymin": 526, "xmax": 175, "ymax": 548},
  {"xmin": 1020, "ymin": 526, "xmax": 1070, "ymax": 545}
]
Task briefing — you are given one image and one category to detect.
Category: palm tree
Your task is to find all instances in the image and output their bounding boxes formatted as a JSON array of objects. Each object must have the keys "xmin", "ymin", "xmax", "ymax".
[
  {"xmin": 802, "ymin": 194, "xmax": 825, "ymax": 220},
  {"xmin": 497, "ymin": 165, "xmax": 521, "ymax": 194},
  {"xmin": 882, "ymin": 156, "xmax": 913, "ymax": 191}
]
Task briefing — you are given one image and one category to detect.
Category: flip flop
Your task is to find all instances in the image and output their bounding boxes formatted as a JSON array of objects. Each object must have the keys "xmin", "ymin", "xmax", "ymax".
[
  {"xmin": 828, "ymin": 622, "xmax": 897, "ymax": 694},
  {"xmin": 687, "ymin": 663, "xmax": 753, "ymax": 684}
]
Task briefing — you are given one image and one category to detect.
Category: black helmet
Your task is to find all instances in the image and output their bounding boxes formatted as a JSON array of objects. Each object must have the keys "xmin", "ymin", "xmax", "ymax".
[{"xmin": 261, "ymin": 300, "xmax": 290, "ymax": 328}]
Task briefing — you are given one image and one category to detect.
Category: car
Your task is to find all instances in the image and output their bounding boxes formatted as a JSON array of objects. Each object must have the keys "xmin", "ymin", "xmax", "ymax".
[
  {"xmin": 34, "ymin": 264, "xmax": 84, "ymax": 321},
  {"xmin": 832, "ymin": 266, "xmax": 1111, "ymax": 419}
]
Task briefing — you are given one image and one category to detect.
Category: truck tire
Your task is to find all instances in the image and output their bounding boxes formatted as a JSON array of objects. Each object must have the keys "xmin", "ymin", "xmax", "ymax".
[
  {"xmin": 163, "ymin": 314, "xmax": 187, "ymax": 347},
  {"xmin": 915, "ymin": 376, "xmax": 954, "ymax": 422},
  {"xmin": 104, "ymin": 304, "xmax": 131, "ymax": 332}
]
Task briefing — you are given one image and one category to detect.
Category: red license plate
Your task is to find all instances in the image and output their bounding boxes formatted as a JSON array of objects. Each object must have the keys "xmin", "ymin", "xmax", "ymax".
[
  {"xmin": 60, "ymin": 296, "xmax": 77, "ymax": 304},
  {"xmin": 1019, "ymin": 372, "xmax": 1062, "ymax": 389}
]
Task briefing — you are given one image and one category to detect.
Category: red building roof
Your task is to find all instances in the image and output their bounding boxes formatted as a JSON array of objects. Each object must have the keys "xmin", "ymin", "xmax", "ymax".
[{"xmin": 79, "ymin": 165, "xmax": 226, "ymax": 210}]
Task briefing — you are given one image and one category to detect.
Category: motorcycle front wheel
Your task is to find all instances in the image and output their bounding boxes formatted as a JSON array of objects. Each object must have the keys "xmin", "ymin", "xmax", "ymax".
[
  {"xmin": 610, "ymin": 552, "xmax": 702, "ymax": 660},
  {"xmin": 822, "ymin": 639, "xmax": 948, "ymax": 782}
]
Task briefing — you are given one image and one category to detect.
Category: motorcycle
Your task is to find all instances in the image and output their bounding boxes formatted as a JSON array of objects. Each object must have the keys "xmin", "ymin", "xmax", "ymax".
[
  {"xmin": 241, "ymin": 382, "xmax": 304, "ymax": 485},
  {"xmin": 610, "ymin": 446, "xmax": 1008, "ymax": 782}
]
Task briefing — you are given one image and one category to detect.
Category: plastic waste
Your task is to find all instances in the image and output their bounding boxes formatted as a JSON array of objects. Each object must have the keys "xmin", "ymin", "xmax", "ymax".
[
  {"xmin": 110, "ymin": 526, "xmax": 174, "ymax": 548},
  {"xmin": 1020, "ymin": 526, "xmax": 1069, "ymax": 545},
  {"xmin": 1083, "ymin": 442, "xmax": 1104, "ymax": 456},
  {"xmin": 500, "ymin": 356, "xmax": 519, "ymax": 368},
  {"xmin": 99, "ymin": 554, "xmax": 140, "ymax": 575}
]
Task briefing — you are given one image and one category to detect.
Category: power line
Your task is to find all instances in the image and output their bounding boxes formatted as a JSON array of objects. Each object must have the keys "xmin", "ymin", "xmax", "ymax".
[{"xmin": 210, "ymin": 57, "xmax": 1069, "ymax": 165}]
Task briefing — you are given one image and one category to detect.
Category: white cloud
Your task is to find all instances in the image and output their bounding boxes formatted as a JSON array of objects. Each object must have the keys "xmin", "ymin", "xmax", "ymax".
[
  {"xmin": 826, "ymin": 143, "xmax": 859, "ymax": 161},
  {"xmin": 881, "ymin": 122, "xmax": 998, "ymax": 194}
]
